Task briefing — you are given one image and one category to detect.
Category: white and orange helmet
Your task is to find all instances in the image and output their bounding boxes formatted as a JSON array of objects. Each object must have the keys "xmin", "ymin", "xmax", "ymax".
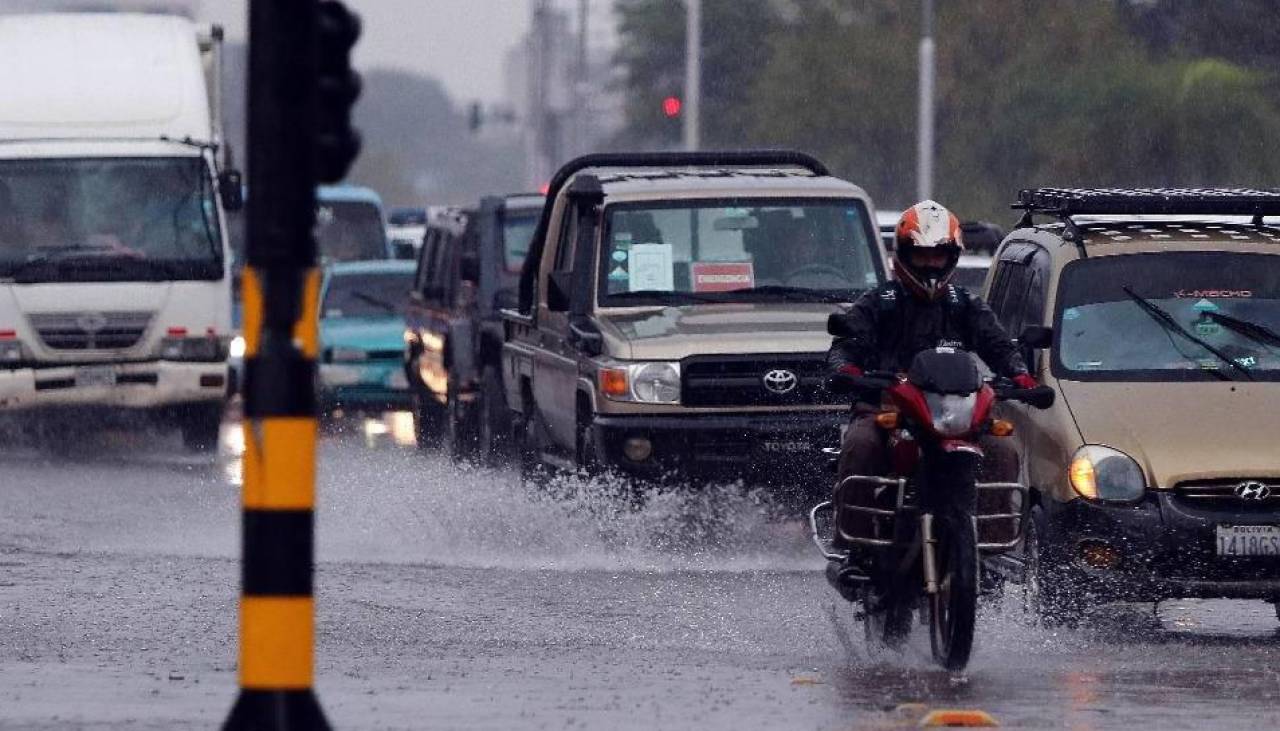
[{"xmin": 893, "ymin": 200, "xmax": 964, "ymax": 300}]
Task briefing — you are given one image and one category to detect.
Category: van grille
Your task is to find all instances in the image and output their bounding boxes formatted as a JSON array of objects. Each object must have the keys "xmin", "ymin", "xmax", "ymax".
[
  {"xmin": 681, "ymin": 353, "xmax": 836, "ymax": 408},
  {"xmin": 28, "ymin": 311, "xmax": 153, "ymax": 351}
]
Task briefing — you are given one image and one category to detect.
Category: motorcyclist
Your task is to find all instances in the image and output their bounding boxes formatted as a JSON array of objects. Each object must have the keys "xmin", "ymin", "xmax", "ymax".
[{"xmin": 826, "ymin": 200, "xmax": 1038, "ymax": 548}]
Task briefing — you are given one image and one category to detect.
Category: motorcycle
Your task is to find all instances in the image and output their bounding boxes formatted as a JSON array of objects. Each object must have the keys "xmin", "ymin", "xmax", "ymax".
[{"xmin": 809, "ymin": 346, "xmax": 1054, "ymax": 670}]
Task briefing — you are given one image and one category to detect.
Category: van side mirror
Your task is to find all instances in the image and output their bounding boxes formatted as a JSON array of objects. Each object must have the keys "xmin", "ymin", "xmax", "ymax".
[
  {"xmin": 219, "ymin": 170, "xmax": 244, "ymax": 211},
  {"xmin": 1018, "ymin": 325, "xmax": 1053, "ymax": 349},
  {"xmin": 547, "ymin": 271, "xmax": 572, "ymax": 312}
]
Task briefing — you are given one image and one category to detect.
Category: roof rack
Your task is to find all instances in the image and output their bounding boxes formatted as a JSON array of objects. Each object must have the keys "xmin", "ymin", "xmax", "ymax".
[
  {"xmin": 517, "ymin": 150, "xmax": 831, "ymax": 313},
  {"xmin": 1012, "ymin": 187, "xmax": 1280, "ymax": 258}
]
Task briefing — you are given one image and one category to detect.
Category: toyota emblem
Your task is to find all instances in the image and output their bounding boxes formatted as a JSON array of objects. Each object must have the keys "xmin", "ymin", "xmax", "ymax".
[
  {"xmin": 76, "ymin": 312, "xmax": 108, "ymax": 333},
  {"xmin": 1234, "ymin": 481, "xmax": 1273, "ymax": 501},
  {"xmin": 762, "ymin": 369, "xmax": 799, "ymax": 395}
]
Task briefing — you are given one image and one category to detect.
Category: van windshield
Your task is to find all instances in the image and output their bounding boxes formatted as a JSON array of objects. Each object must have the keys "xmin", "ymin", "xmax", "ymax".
[
  {"xmin": 316, "ymin": 200, "xmax": 387, "ymax": 262},
  {"xmin": 598, "ymin": 198, "xmax": 880, "ymax": 306},
  {"xmin": 0, "ymin": 157, "xmax": 223, "ymax": 282},
  {"xmin": 1054, "ymin": 252, "xmax": 1280, "ymax": 381}
]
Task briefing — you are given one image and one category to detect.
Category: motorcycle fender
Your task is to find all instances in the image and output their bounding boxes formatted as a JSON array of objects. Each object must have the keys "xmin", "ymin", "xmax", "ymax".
[{"xmin": 939, "ymin": 439, "xmax": 983, "ymax": 457}]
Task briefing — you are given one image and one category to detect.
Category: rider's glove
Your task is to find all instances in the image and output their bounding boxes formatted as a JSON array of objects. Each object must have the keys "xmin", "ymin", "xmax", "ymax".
[
  {"xmin": 838, "ymin": 364, "xmax": 864, "ymax": 377},
  {"xmin": 1012, "ymin": 373, "xmax": 1038, "ymax": 390}
]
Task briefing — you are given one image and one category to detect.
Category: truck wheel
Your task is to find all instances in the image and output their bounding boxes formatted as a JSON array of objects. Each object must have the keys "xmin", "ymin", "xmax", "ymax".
[
  {"xmin": 477, "ymin": 366, "xmax": 511, "ymax": 466},
  {"xmin": 446, "ymin": 388, "xmax": 479, "ymax": 462},
  {"xmin": 412, "ymin": 387, "xmax": 443, "ymax": 451},
  {"xmin": 180, "ymin": 404, "xmax": 223, "ymax": 453},
  {"xmin": 1023, "ymin": 506, "xmax": 1086, "ymax": 627},
  {"xmin": 516, "ymin": 408, "xmax": 550, "ymax": 489}
]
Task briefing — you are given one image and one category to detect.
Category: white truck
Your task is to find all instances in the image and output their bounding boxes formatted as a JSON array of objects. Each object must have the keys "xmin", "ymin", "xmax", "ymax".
[{"xmin": 0, "ymin": 13, "xmax": 242, "ymax": 450}]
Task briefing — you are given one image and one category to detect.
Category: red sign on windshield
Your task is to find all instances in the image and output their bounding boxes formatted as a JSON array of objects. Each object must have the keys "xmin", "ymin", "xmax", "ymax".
[{"xmin": 691, "ymin": 262, "xmax": 755, "ymax": 292}]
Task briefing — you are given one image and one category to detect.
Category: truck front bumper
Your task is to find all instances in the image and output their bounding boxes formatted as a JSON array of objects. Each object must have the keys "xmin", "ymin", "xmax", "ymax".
[
  {"xmin": 590, "ymin": 410, "xmax": 845, "ymax": 490},
  {"xmin": 0, "ymin": 361, "xmax": 227, "ymax": 412}
]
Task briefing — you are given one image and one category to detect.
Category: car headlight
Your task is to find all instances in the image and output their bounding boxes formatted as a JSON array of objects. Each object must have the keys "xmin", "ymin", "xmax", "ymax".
[
  {"xmin": 925, "ymin": 392, "xmax": 977, "ymax": 437},
  {"xmin": 1069, "ymin": 445, "xmax": 1146, "ymax": 502},
  {"xmin": 228, "ymin": 335, "xmax": 246, "ymax": 360},
  {"xmin": 328, "ymin": 346, "xmax": 368, "ymax": 363},
  {"xmin": 159, "ymin": 336, "xmax": 223, "ymax": 361},
  {"xmin": 599, "ymin": 361, "xmax": 681, "ymax": 404}
]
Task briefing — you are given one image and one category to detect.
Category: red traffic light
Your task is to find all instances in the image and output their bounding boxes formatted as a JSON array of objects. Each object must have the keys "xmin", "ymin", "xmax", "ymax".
[{"xmin": 662, "ymin": 96, "xmax": 682, "ymax": 118}]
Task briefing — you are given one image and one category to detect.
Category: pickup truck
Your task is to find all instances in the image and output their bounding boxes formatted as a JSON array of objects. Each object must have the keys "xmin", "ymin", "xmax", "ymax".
[
  {"xmin": 404, "ymin": 193, "xmax": 543, "ymax": 461},
  {"xmin": 500, "ymin": 151, "xmax": 887, "ymax": 497}
]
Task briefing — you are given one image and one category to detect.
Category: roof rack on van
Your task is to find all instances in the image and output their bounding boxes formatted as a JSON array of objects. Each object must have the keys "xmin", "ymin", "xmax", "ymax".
[
  {"xmin": 517, "ymin": 150, "xmax": 832, "ymax": 313},
  {"xmin": 1012, "ymin": 187, "xmax": 1280, "ymax": 258}
]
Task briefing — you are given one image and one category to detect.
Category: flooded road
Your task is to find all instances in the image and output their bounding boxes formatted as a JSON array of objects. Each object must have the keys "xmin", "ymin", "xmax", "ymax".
[{"xmin": 1, "ymin": 415, "xmax": 1278, "ymax": 729}]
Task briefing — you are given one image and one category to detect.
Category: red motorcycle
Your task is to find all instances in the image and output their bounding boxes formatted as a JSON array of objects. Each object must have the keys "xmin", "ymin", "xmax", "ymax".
[{"xmin": 810, "ymin": 346, "xmax": 1054, "ymax": 670}]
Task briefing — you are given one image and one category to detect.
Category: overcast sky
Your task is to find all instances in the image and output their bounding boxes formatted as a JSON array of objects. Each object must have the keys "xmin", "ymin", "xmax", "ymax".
[{"xmin": 197, "ymin": 0, "xmax": 614, "ymax": 104}]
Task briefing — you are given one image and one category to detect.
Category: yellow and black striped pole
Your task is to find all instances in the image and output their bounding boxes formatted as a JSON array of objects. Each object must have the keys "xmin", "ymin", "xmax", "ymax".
[{"xmin": 225, "ymin": 1, "xmax": 359, "ymax": 728}]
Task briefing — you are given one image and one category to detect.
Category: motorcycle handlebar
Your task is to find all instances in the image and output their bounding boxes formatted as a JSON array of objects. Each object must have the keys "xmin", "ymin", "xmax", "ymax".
[{"xmin": 994, "ymin": 383, "xmax": 1056, "ymax": 409}]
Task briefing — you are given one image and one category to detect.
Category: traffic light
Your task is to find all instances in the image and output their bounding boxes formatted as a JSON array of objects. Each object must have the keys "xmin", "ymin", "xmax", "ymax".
[
  {"xmin": 662, "ymin": 96, "xmax": 682, "ymax": 118},
  {"xmin": 315, "ymin": 0, "xmax": 362, "ymax": 183}
]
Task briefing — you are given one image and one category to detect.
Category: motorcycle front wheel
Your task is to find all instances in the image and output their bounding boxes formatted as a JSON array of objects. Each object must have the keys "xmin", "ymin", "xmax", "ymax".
[{"xmin": 929, "ymin": 511, "xmax": 978, "ymax": 671}]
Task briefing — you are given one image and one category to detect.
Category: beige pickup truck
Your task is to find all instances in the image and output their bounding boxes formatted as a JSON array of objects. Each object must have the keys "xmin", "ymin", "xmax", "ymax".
[{"xmin": 501, "ymin": 152, "xmax": 888, "ymax": 496}]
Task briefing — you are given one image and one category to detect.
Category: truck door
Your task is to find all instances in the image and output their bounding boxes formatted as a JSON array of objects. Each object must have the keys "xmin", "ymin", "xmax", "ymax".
[{"xmin": 532, "ymin": 198, "xmax": 586, "ymax": 452}]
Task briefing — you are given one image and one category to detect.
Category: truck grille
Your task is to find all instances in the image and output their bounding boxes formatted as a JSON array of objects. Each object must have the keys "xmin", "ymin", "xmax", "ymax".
[
  {"xmin": 681, "ymin": 353, "xmax": 836, "ymax": 408},
  {"xmin": 1173, "ymin": 478, "xmax": 1280, "ymax": 512},
  {"xmin": 28, "ymin": 311, "xmax": 153, "ymax": 351}
]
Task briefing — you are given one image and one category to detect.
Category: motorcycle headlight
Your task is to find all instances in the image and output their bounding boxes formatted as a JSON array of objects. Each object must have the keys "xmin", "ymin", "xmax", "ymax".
[
  {"xmin": 924, "ymin": 392, "xmax": 977, "ymax": 437},
  {"xmin": 599, "ymin": 361, "xmax": 681, "ymax": 404},
  {"xmin": 1069, "ymin": 445, "xmax": 1146, "ymax": 502}
]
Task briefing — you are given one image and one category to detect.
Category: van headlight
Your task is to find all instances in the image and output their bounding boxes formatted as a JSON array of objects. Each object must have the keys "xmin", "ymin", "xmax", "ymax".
[
  {"xmin": 599, "ymin": 361, "xmax": 681, "ymax": 404},
  {"xmin": 1069, "ymin": 445, "xmax": 1146, "ymax": 502}
]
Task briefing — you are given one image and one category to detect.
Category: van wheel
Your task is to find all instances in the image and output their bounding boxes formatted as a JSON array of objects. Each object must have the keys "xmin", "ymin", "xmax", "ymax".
[
  {"xmin": 1023, "ymin": 506, "xmax": 1086, "ymax": 627},
  {"xmin": 180, "ymin": 404, "xmax": 223, "ymax": 453}
]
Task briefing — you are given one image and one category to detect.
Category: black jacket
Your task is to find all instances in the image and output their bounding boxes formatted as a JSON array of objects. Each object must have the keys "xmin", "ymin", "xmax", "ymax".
[{"xmin": 827, "ymin": 282, "xmax": 1028, "ymax": 378}]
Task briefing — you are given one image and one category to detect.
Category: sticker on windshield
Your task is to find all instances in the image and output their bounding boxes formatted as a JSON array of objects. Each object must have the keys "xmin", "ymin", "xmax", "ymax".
[
  {"xmin": 608, "ymin": 266, "xmax": 628, "ymax": 281},
  {"xmin": 690, "ymin": 262, "xmax": 754, "ymax": 292},
  {"xmin": 1192, "ymin": 298, "xmax": 1221, "ymax": 312},
  {"xmin": 1063, "ymin": 307, "xmax": 1080, "ymax": 321},
  {"xmin": 613, "ymin": 232, "xmax": 633, "ymax": 244},
  {"xmin": 611, "ymin": 250, "xmax": 627, "ymax": 263},
  {"xmin": 627, "ymin": 243, "xmax": 674, "ymax": 292},
  {"xmin": 1195, "ymin": 322, "xmax": 1221, "ymax": 337},
  {"xmin": 1075, "ymin": 361, "xmax": 1103, "ymax": 370},
  {"xmin": 1175, "ymin": 289, "xmax": 1253, "ymax": 299},
  {"xmin": 1237, "ymin": 355, "xmax": 1259, "ymax": 368}
]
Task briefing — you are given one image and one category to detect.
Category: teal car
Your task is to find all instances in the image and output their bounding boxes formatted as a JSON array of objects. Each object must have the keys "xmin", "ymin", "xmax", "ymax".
[{"xmin": 318, "ymin": 261, "xmax": 416, "ymax": 413}]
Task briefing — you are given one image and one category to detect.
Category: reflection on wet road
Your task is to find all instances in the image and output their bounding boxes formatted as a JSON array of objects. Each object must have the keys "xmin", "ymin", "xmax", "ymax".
[{"xmin": 0, "ymin": 414, "xmax": 1278, "ymax": 729}]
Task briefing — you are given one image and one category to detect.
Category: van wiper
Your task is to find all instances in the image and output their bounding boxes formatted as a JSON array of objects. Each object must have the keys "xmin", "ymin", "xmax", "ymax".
[
  {"xmin": 1122, "ymin": 285, "xmax": 1251, "ymax": 380},
  {"xmin": 607, "ymin": 289, "xmax": 723, "ymax": 304},
  {"xmin": 351, "ymin": 291, "xmax": 398, "ymax": 313},
  {"xmin": 1205, "ymin": 311, "xmax": 1280, "ymax": 350},
  {"xmin": 725, "ymin": 284, "xmax": 855, "ymax": 302}
]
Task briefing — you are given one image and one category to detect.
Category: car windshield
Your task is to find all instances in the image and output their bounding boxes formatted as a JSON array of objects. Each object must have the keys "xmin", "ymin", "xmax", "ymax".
[
  {"xmin": 503, "ymin": 212, "xmax": 538, "ymax": 273},
  {"xmin": 1055, "ymin": 252, "xmax": 1280, "ymax": 381},
  {"xmin": 0, "ymin": 157, "xmax": 222, "ymax": 282},
  {"xmin": 316, "ymin": 200, "xmax": 387, "ymax": 262},
  {"xmin": 322, "ymin": 270, "xmax": 413, "ymax": 319},
  {"xmin": 598, "ymin": 198, "xmax": 879, "ymax": 306}
]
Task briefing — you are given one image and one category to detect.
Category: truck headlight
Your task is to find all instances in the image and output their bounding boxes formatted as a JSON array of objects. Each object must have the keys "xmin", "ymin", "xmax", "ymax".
[
  {"xmin": 599, "ymin": 361, "xmax": 681, "ymax": 404},
  {"xmin": 228, "ymin": 335, "xmax": 246, "ymax": 360},
  {"xmin": 1069, "ymin": 445, "xmax": 1146, "ymax": 502},
  {"xmin": 159, "ymin": 336, "xmax": 223, "ymax": 361}
]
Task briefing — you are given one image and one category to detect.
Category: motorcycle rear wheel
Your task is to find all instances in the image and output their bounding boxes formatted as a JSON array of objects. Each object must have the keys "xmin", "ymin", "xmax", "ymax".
[{"xmin": 929, "ymin": 512, "xmax": 978, "ymax": 671}]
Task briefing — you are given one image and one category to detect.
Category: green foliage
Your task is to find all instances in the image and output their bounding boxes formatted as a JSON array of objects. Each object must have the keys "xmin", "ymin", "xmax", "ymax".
[{"xmin": 613, "ymin": 0, "xmax": 1280, "ymax": 223}]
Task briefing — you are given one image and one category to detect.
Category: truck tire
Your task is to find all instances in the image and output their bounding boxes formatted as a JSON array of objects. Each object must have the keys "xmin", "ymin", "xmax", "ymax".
[
  {"xmin": 180, "ymin": 404, "xmax": 223, "ymax": 453},
  {"xmin": 477, "ymin": 366, "xmax": 511, "ymax": 466},
  {"xmin": 412, "ymin": 387, "xmax": 443, "ymax": 451},
  {"xmin": 446, "ymin": 387, "xmax": 479, "ymax": 462}
]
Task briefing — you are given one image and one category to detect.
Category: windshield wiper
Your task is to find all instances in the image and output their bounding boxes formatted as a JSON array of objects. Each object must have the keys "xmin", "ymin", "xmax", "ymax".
[
  {"xmin": 607, "ymin": 289, "xmax": 724, "ymax": 305},
  {"xmin": 1122, "ymin": 285, "xmax": 1251, "ymax": 380},
  {"xmin": 351, "ymin": 291, "xmax": 398, "ymax": 313},
  {"xmin": 723, "ymin": 284, "xmax": 856, "ymax": 302},
  {"xmin": 1205, "ymin": 311, "xmax": 1280, "ymax": 350}
]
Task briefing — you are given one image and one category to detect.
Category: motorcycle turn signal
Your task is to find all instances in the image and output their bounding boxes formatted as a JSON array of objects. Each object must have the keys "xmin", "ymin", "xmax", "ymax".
[{"xmin": 989, "ymin": 419, "xmax": 1015, "ymax": 437}]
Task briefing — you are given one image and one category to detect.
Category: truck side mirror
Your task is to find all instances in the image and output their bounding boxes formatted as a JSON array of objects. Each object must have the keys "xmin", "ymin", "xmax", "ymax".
[
  {"xmin": 547, "ymin": 271, "xmax": 572, "ymax": 312},
  {"xmin": 1018, "ymin": 324, "xmax": 1053, "ymax": 349},
  {"xmin": 219, "ymin": 170, "xmax": 244, "ymax": 211}
]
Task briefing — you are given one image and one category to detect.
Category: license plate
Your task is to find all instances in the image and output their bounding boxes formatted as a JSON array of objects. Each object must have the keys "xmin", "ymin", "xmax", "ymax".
[
  {"xmin": 74, "ymin": 365, "xmax": 116, "ymax": 388},
  {"xmin": 1216, "ymin": 525, "xmax": 1280, "ymax": 557}
]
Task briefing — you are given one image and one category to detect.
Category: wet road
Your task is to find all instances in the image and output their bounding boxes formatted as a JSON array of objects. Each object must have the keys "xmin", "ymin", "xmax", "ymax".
[{"xmin": 2, "ymin": 414, "xmax": 1279, "ymax": 729}]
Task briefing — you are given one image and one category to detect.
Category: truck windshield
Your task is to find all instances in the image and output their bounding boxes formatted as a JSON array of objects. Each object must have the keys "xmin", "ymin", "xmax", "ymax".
[
  {"xmin": 316, "ymin": 200, "xmax": 387, "ymax": 262},
  {"xmin": 0, "ymin": 157, "xmax": 222, "ymax": 282},
  {"xmin": 1054, "ymin": 252, "xmax": 1280, "ymax": 381},
  {"xmin": 598, "ymin": 198, "xmax": 880, "ymax": 306}
]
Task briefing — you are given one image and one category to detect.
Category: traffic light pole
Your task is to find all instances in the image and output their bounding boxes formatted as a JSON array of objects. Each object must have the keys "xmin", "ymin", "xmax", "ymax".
[{"xmin": 225, "ymin": 1, "xmax": 359, "ymax": 728}]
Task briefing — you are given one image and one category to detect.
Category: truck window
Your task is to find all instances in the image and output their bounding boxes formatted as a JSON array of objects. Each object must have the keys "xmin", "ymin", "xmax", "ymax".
[
  {"xmin": 0, "ymin": 157, "xmax": 222, "ymax": 282},
  {"xmin": 315, "ymin": 200, "xmax": 387, "ymax": 262},
  {"xmin": 502, "ymin": 212, "xmax": 538, "ymax": 273},
  {"xmin": 597, "ymin": 198, "xmax": 880, "ymax": 305}
]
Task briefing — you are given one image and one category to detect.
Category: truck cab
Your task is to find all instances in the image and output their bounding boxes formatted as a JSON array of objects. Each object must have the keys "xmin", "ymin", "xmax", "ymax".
[
  {"xmin": 0, "ymin": 13, "xmax": 241, "ymax": 450},
  {"xmin": 404, "ymin": 193, "xmax": 543, "ymax": 460},
  {"xmin": 501, "ymin": 152, "xmax": 886, "ymax": 495}
]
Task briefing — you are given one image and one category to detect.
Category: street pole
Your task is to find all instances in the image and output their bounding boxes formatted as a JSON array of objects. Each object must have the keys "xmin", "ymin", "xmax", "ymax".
[
  {"xmin": 683, "ymin": 0, "xmax": 701, "ymax": 151},
  {"xmin": 917, "ymin": 0, "xmax": 935, "ymax": 201},
  {"xmin": 576, "ymin": 0, "xmax": 590, "ymax": 158},
  {"xmin": 225, "ymin": 1, "xmax": 360, "ymax": 728}
]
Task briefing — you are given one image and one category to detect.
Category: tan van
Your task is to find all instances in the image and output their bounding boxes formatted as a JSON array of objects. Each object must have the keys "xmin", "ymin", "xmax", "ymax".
[{"xmin": 989, "ymin": 188, "xmax": 1280, "ymax": 624}]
